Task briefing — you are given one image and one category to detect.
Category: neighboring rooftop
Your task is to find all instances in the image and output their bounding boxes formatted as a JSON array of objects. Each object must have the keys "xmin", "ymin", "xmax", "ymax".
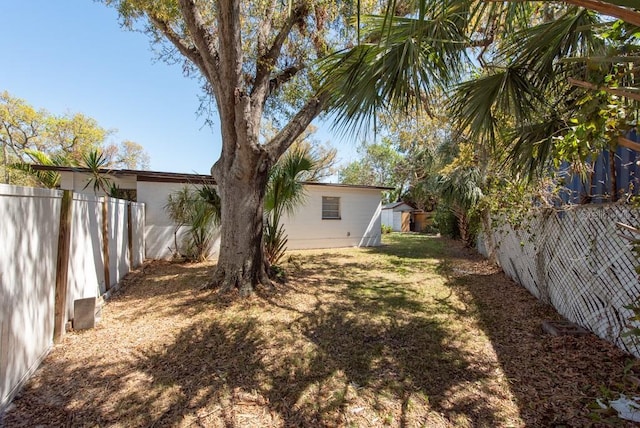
[{"xmin": 31, "ymin": 165, "xmax": 394, "ymax": 190}]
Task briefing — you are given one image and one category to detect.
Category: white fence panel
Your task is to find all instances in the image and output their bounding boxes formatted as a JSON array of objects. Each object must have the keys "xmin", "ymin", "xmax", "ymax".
[
  {"xmin": 108, "ymin": 198, "xmax": 130, "ymax": 287},
  {"xmin": 0, "ymin": 185, "xmax": 61, "ymax": 411},
  {"xmin": 0, "ymin": 185, "xmax": 146, "ymax": 412},
  {"xmin": 482, "ymin": 205, "xmax": 640, "ymax": 356},
  {"xmin": 67, "ymin": 193, "xmax": 105, "ymax": 319},
  {"xmin": 131, "ymin": 203, "xmax": 145, "ymax": 268}
]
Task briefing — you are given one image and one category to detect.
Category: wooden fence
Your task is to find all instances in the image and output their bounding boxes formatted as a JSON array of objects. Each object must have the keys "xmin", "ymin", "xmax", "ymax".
[
  {"xmin": 0, "ymin": 184, "xmax": 145, "ymax": 412},
  {"xmin": 478, "ymin": 204, "xmax": 640, "ymax": 356}
]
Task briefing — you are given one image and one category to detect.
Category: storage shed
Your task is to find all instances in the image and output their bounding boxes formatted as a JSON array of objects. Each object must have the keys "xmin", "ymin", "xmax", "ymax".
[{"xmin": 381, "ymin": 202, "xmax": 415, "ymax": 232}]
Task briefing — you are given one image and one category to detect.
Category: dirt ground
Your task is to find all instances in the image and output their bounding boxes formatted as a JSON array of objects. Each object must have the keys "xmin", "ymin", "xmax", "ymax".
[{"xmin": 2, "ymin": 234, "xmax": 639, "ymax": 427}]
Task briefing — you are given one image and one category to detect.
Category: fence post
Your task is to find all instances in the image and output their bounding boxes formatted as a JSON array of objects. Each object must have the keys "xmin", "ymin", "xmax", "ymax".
[
  {"xmin": 53, "ymin": 190, "xmax": 73, "ymax": 343},
  {"xmin": 127, "ymin": 202, "xmax": 133, "ymax": 269},
  {"xmin": 102, "ymin": 197, "xmax": 111, "ymax": 291}
]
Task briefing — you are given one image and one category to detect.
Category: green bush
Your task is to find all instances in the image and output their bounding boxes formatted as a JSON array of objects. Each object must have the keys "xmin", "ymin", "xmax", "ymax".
[
  {"xmin": 381, "ymin": 224, "xmax": 393, "ymax": 234},
  {"xmin": 433, "ymin": 205, "xmax": 459, "ymax": 238}
]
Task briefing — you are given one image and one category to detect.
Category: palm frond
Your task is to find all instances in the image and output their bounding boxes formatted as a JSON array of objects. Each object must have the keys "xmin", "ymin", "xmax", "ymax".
[
  {"xmin": 449, "ymin": 66, "xmax": 539, "ymax": 146},
  {"xmin": 505, "ymin": 116, "xmax": 569, "ymax": 180},
  {"xmin": 505, "ymin": 9, "xmax": 604, "ymax": 87},
  {"xmin": 321, "ymin": 1, "xmax": 472, "ymax": 134}
]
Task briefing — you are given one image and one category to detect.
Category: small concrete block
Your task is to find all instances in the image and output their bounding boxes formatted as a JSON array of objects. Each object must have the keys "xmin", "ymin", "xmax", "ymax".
[
  {"xmin": 73, "ymin": 297, "xmax": 99, "ymax": 330},
  {"xmin": 542, "ymin": 320, "xmax": 589, "ymax": 337}
]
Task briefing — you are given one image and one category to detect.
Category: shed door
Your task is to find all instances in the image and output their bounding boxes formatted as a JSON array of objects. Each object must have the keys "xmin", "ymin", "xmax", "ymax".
[{"xmin": 401, "ymin": 212, "xmax": 411, "ymax": 232}]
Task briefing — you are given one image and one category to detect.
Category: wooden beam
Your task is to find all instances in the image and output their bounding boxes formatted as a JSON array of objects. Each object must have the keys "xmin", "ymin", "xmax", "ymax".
[
  {"xmin": 569, "ymin": 78, "xmax": 640, "ymax": 102},
  {"xmin": 102, "ymin": 198, "xmax": 111, "ymax": 292},
  {"xmin": 127, "ymin": 202, "xmax": 133, "ymax": 269},
  {"xmin": 618, "ymin": 136, "xmax": 640, "ymax": 152},
  {"xmin": 616, "ymin": 221, "xmax": 640, "ymax": 234},
  {"xmin": 53, "ymin": 190, "xmax": 73, "ymax": 343}
]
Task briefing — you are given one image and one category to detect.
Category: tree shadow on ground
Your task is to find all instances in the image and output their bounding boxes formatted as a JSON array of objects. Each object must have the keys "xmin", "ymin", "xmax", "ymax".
[
  {"xmin": 439, "ymin": 240, "xmax": 639, "ymax": 427},
  {"xmin": 5, "ymin": 235, "xmax": 552, "ymax": 427}
]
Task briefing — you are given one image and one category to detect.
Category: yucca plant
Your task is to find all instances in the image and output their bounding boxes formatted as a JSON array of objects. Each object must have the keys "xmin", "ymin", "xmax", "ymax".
[{"xmin": 81, "ymin": 149, "xmax": 112, "ymax": 194}]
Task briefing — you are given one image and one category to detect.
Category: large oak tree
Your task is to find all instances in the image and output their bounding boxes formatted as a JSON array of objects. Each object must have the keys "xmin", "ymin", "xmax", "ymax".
[{"xmin": 104, "ymin": 0, "xmax": 357, "ymax": 294}]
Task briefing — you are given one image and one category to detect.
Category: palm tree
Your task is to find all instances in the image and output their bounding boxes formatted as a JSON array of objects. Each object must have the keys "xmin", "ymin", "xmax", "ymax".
[
  {"xmin": 325, "ymin": 0, "xmax": 640, "ymax": 196},
  {"xmin": 264, "ymin": 147, "xmax": 314, "ymax": 267},
  {"xmin": 10, "ymin": 149, "xmax": 69, "ymax": 188},
  {"xmin": 165, "ymin": 186, "xmax": 221, "ymax": 262}
]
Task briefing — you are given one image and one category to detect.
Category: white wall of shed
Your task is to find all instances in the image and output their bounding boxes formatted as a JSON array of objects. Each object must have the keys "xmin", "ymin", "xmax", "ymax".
[{"xmin": 381, "ymin": 209, "xmax": 394, "ymax": 228}]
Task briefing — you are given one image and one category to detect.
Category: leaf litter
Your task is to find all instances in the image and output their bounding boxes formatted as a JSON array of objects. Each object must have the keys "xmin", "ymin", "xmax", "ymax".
[{"xmin": 2, "ymin": 234, "xmax": 638, "ymax": 427}]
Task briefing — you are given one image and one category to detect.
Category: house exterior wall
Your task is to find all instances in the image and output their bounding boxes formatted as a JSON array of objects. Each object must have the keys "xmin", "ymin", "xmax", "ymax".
[
  {"xmin": 60, "ymin": 171, "xmax": 137, "ymax": 194},
  {"xmin": 57, "ymin": 171, "xmax": 384, "ymax": 258},
  {"xmin": 136, "ymin": 181, "xmax": 220, "ymax": 260},
  {"xmin": 281, "ymin": 185, "xmax": 382, "ymax": 250},
  {"xmin": 136, "ymin": 181, "xmax": 186, "ymax": 260}
]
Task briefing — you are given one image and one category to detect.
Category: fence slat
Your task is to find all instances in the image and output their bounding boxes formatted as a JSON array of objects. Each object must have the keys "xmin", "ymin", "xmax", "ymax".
[
  {"xmin": 53, "ymin": 190, "xmax": 73, "ymax": 343},
  {"xmin": 102, "ymin": 198, "xmax": 111, "ymax": 291}
]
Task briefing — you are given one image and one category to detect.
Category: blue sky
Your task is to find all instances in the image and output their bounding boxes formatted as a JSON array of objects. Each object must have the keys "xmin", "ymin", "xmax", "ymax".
[{"xmin": 0, "ymin": 1, "xmax": 358, "ymax": 176}]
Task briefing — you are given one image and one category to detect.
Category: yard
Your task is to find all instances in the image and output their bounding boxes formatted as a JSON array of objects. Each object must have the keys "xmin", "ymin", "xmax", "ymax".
[{"xmin": 3, "ymin": 234, "xmax": 638, "ymax": 427}]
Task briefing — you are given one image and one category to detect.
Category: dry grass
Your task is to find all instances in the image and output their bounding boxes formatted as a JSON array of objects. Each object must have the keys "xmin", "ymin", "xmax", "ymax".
[{"xmin": 3, "ymin": 234, "xmax": 638, "ymax": 427}]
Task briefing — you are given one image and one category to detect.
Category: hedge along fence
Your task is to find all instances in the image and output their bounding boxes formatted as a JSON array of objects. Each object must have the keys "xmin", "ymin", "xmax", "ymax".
[
  {"xmin": 478, "ymin": 204, "xmax": 640, "ymax": 357},
  {"xmin": 0, "ymin": 184, "xmax": 145, "ymax": 412}
]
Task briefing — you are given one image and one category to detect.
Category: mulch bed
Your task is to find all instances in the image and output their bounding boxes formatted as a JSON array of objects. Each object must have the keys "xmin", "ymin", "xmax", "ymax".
[{"xmin": 2, "ymin": 235, "xmax": 638, "ymax": 427}]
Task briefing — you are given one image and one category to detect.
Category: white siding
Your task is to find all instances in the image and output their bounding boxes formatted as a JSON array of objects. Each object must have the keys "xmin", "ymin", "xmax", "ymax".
[
  {"xmin": 60, "ymin": 171, "xmax": 136, "ymax": 193},
  {"xmin": 393, "ymin": 211, "xmax": 403, "ymax": 232},
  {"xmin": 281, "ymin": 185, "xmax": 382, "ymax": 250},
  {"xmin": 136, "ymin": 181, "xmax": 220, "ymax": 259},
  {"xmin": 381, "ymin": 208, "xmax": 394, "ymax": 228}
]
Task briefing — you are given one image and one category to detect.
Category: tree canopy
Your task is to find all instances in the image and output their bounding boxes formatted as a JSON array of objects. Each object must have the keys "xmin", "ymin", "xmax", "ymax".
[
  {"xmin": 102, "ymin": 0, "xmax": 375, "ymax": 293},
  {"xmin": 0, "ymin": 91, "xmax": 150, "ymax": 186}
]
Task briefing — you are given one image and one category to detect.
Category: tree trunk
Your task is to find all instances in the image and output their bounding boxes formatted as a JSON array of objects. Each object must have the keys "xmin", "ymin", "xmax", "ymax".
[{"xmin": 209, "ymin": 156, "xmax": 271, "ymax": 296}]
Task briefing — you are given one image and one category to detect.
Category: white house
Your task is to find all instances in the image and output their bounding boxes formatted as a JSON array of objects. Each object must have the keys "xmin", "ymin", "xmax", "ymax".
[
  {"xmin": 381, "ymin": 202, "xmax": 415, "ymax": 232},
  {"xmin": 34, "ymin": 166, "xmax": 390, "ymax": 259}
]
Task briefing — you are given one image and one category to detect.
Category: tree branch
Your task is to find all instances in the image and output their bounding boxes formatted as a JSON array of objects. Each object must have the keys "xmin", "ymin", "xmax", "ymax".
[
  {"xmin": 265, "ymin": 93, "xmax": 328, "ymax": 161},
  {"xmin": 148, "ymin": 15, "xmax": 210, "ymax": 81},
  {"xmin": 177, "ymin": 0, "xmax": 221, "ymax": 89},
  {"xmin": 251, "ymin": 4, "xmax": 305, "ymax": 108},
  {"xmin": 268, "ymin": 65, "xmax": 303, "ymax": 94},
  {"xmin": 562, "ymin": 0, "xmax": 640, "ymax": 26},
  {"xmin": 485, "ymin": 0, "xmax": 640, "ymax": 26},
  {"xmin": 618, "ymin": 136, "xmax": 640, "ymax": 152},
  {"xmin": 568, "ymin": 77, "xmax": 640, "ymax": 101}
]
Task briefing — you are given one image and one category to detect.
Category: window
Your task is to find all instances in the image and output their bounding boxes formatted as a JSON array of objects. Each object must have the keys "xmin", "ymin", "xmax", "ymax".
[{"xmin": 322, "ymin": 196, "xmax": 341, "ymax": 219}]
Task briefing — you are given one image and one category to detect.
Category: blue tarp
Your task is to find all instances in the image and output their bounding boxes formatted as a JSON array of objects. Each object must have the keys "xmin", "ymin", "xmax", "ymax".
[{"xmin": 560, "ymin": 127, "xmax": 640, "ymax": 204}]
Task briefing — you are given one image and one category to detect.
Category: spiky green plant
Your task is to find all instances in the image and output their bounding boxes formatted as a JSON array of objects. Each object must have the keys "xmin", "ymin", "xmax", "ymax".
[
  {"xmin": 264, "ymin": 147, "xmax": 314, "ymax": 267},
  {"xmin": 10, "ymin": 149, "xmax": 70, "ymax": 188},
  {"xmin": 165, "ymin": 186, "xmax": 220, "ymax": 262},
  {"xmin": 81, "ymin": 149, "xmax": 112, "ymax": 194}
]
